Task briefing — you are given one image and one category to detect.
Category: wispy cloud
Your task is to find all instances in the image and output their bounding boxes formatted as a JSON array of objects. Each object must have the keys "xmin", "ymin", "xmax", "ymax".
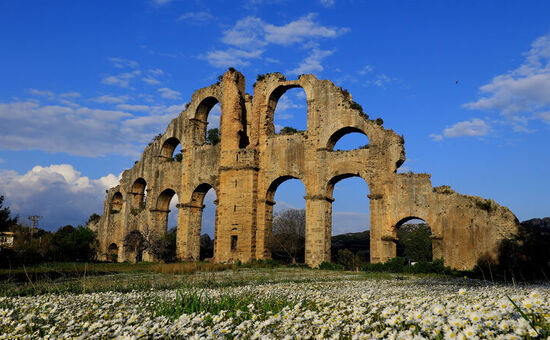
[
  {"xmin": 158, "ymin": 87, "xmax": 181, "ymax": 100},
  {"xmin": 463, "ymin": 32, "xmax": 550, "ymax": 130},
  {"xmin": 107, "ymin": 57, "xmax": 138, "ymax": 69},
  {"xmin": 28, "ymin": 89, "xmax": 55, "ymax": 99},
  {"xmin": 151, "ymin": 0, "xmax": 173, "ymax": 6},
  {"xmin": 59, "ymin": 92, "xmax": 81, "ymax": 98},
  {"xmin": 101, "ymin": 70, "xmax": 141, "ymax": 88},
  {"xmin": 430, "ymin": 118, "xmax": 490, "ymax": 141},
  {"xmin": 91, "ymin": 95, "xmax": 129, "ymax": 104},
  {"xmin": 203, "ymin": 13, "xmax": 348, "ymax": 69},
  {"xmin": 320, "ymin": 0, "xmax": 335, "ymax": 7},
  {"xmin": 178, "ymin": 11, "xmax": 214, "ymax": 23},
  {"xmin": 287, "ymin": 48, "xmax": 333, "ymax": 75},
  {"xmin": 203, "ymin": 48, "xmax": 264, "ymax": 67},
  {"xmin": 0, "ymin": 98, "xmax": 183, "ymax": 157}
]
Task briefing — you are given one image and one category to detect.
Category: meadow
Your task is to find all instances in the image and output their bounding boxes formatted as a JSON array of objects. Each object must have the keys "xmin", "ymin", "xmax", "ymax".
[{"xmin": 0, "ymin": 263, "xmax": 549, "ymax": 339}]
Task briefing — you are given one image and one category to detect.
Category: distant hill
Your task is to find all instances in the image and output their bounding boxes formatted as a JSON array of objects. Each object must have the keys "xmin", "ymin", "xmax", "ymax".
[
  {"xmin": 331, "ymin": 230, "xmax": 370, "ymax": 262},
  {"xmin": 521, "ymin": 217, "xmax": 550, "ymax": 236}
]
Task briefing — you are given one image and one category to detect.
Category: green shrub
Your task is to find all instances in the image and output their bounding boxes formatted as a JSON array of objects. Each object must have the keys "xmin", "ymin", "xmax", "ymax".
[{"xmin": 319, "ymin": 262, "xmax": 344, "ymax": 271}]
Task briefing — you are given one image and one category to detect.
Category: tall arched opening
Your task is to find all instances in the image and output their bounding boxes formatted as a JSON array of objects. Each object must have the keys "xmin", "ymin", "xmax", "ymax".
[
  {"xmin": 107, "ymin": 243, "xmax": 119, "ymax": 262},
  {"xmin": 394, "ymin": 217, "xmax": 433, "ymax": 263},
  {"xmin": 110, "ymin": 192, "xmax": 123, "ymax": 214},
  {"xmin": 267, "ymin": 85, "xmax": 307, "ymax": 135},
  {"xmin": 152, "ymin": 188, "xmax": 179, "ymax": 262},
  {"xmin": 195, "ymin": 96, "xmax": 220, "ymax": 145},
  {"xmin": 130, "ymin": 178, "xmax": 147, "ymax": 210},
  {"xmin": 265, "ymin": 176, "xmax": 307, "ymax": 264},
  {"xmin": 327, "ymin": 174, "xmax": 370, "ymax": 268},
  {"xmin": 329, "ymin": 175, "xmax": 371, "ymax": 265},
  {"xmin": 160, "ymin": 137, "xmax": 183, "ymax": 162},
  {"xmin": 123, "ymin": 230, "xmax": 146, "ymax": 263},
  {"xmin": 178, "ymin": 183, "xmax": 217, "ymax": 261}
]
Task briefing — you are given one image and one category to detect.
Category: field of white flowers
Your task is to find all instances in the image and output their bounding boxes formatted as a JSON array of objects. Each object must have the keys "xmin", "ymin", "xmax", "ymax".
[{"xmin": 1, "ymin": 270, "xmax": 549, "ymax": 339}]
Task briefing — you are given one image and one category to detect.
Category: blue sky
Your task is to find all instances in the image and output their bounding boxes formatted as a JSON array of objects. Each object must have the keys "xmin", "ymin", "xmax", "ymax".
[{"xmin": 0, "ymin": 0, "xmax": 549, "ymax": 234}]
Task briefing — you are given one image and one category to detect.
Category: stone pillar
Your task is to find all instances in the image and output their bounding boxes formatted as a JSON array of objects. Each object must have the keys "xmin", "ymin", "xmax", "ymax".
[
  {"xmin": 176, "ymin": 203, "xmax": 204, "ymax": 261},
  {"xmin": 304, "ymin": 195, "xmax": 333, "ymax": 267},
  {"xmin": 255, "ymin": 198, "xmax": 275, "ymax": 260}
]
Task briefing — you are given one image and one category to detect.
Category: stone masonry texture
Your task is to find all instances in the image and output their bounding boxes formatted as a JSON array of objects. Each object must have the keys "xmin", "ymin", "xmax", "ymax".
[{"xmin": 90, "ymin": 70, "xmax": 519, "ymax": 270}]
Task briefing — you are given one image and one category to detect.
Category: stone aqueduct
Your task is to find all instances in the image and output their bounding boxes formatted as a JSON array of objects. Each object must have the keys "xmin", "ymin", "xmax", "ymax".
[{"xmin": 92, "ymin": 69, "xmax": 519, "ymax": 270}]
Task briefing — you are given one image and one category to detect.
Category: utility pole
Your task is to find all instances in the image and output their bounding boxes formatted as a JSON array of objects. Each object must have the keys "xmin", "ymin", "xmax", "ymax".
[{"xmin": 28, "ymin": 215, "xmax": 42, "ymax": 237}]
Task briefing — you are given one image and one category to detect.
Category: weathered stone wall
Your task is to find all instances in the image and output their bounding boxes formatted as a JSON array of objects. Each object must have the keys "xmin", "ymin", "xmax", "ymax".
[{"xmin": 94, "ymin": 69, "xmax": 519, "ymax": 269}]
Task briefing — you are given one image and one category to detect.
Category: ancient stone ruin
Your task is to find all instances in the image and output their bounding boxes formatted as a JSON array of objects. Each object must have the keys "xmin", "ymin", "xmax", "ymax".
[{"xmin": 91, "ymin": 69, "xmax": 519, "ymax": 270}]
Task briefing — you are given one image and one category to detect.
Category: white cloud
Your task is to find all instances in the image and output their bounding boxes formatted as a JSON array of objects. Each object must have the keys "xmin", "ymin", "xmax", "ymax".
[
  {"xmin": 203, "ymin": 48, "xmax": 264, "ymax": 67},
  {"xmin": 107, "ymin": 57, "xmax": 139, "ymax": 69},
  {"xmin": 116, "ymin": 104, "xmax": 151, "ymax": 112},
  {"xmin": 148, "ymin": 68, "xmax": 164, "ymax": 76},
  {"xmin": 101, "ymin": 70, "xmax": 141, "ymax": 88},
  {"xmin": 142, "ymin": 69, "xmax": 164, "ymax": 85},
  {"xmin": 59, "ymin": 92, "xmax": 81, "ymax": 98},
  {"xmin": 431, "ymin": 118, "xmax": 490, "ymax": 141},
  {"xmin": 359, "ymin": 65, "xmax": 374, "ymax": 75},
  {"xmin": 204, "ymin": 14, "xmax": 348, "ymax": 68},
  {"xmin": 0, "ymin": 99, "xmax": 182, "ymax": 157},
  {"xmin": 429, "ymin": 134, "xmax": 443, "ymax": 142},
  {"xmin": 287, "ymin": 48, "xmax": 333, "ymax": 75},
  {"xmin": 367, "ymin": 73, "xmax": 395, "ymax": 87},
  {"xmin": 264, "ymin": 14, "xmax": 348, "ymax": 46},
  {"xmin": 178, "ymin": 11, "xmax": 214, "ymax": 23},
  {"xmin": 0, "ymin": 164, "xmax": 118, "ymax": 229},
  {"xmin": 151, "ymin": 0, "xmax": 173, "ymax": 6},
  {"xmin": 320, "ymin": 0, "xmax": 335, "ymax": 7},
  {"xmin": 222, "ymin": 17, "xmax": 267, "ymax": 48},
  {"xmin": 92, "ymin": 95, "xmax": 129, "ymax": 104},
  {"xmin": 463, "ymin": 32, "xmax": 550, "ymax": 129},
  {"xmin": 28, "ymin": 89, "xmax": 55, "ymax": 99},
  {"xmin": 158, "ymin": 87, "xmax": 181, "ymax": 100},
  {"xmin": 142, "ymin": 76, "xmax": 162, "ymax": 85}
]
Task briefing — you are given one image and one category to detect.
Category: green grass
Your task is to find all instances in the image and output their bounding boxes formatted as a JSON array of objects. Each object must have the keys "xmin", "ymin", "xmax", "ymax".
[{"xmin": 153, "ymin": 289, "xmax": 310, "ymax": 321}]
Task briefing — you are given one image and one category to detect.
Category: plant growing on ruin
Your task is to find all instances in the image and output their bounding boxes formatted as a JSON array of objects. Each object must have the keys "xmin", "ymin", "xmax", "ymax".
[
  {"xmin": 206, "ymin": 128, "xmax": 220, "ymax": 145},
  {"xmin": 278, "ymin": 126, "xmax": 298, "ymax": 135}
]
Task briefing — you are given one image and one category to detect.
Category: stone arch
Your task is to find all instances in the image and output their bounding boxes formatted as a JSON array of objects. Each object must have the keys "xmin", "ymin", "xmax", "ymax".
[
  {"xmin": 261, "ymin": 175, "xmax": 307, "ymax": 263},
  {"xmin": 178, "ymin": 183, "xmax": 218, "ymax": 261},
  {"xmin": 157, "ymin": 188, "xmax": 177, "ymax": 211},
  {"xmin": 325, "ymin": 173, "xmax": 371, "ymax": 261},
  {"xmin": 195, "ymin": 96, "xmax": 220, "ymax": 122},
  {"xmin": 266, "ymin": 84, "xmax": 308, "ymax": 135},
  {"xmin": 123, "ymin": 230, "xmax": 146, "ymax": 263},
  {"xmin": 107, "ymin": 243, "xmax": 119, "ymax": 262},
  {"xmin": 326, "ymin": 126, "xmax": 370, "ymax": 151},
  {"xmin": 111, "ymin": 192, "xmax": 123, "ymax": 213},
  {"xmin": 392, "ymin": 216, "xmax": 437, "ymax": 262},
  {"xmin": 160, "ymin": 137, "xmax": 181, "ymax": 160},
  {"xmin": 130, "ymin": 178, "xmax": 147, "ymax": 209},
  {"xmin": 193, "ymin": 96, "xmax": 220, "ymax": 143}
]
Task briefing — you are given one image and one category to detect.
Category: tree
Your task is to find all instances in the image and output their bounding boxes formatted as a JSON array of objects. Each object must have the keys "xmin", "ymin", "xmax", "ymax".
[
  {"xmin": 123, "ymin": 230, "xmax": 147, "ymax": 262},
  {"xmin": 207, "ymin": 128, "xmax": 220, "ymax": 145},
  {"xmin": 87, "ymin": 213, "xmax": 100, "ymax": 225},
  {"xmin": 51, "ymin": 225, "xmax": 97, "ymax": 262},
  {"xmin": 279, "ymin": 126, "xmax": 298, "ymax": 135},
  {"xmin": 271, "ymin": 209, "xmax": 305, "ymax": 263},
  {"xmin": 396, "ymin": 223, "xmax": 432, "ymax": 262},
  {"xmin": 0, "ymin": 195, "xmax": 18, "ymax": 232}
]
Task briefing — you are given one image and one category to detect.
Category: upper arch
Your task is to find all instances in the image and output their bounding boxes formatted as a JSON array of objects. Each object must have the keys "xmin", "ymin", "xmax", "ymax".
[
  {"xmin": 326, "ymin": 126, "xmax": 370, "ymax": 150},
  {"xmin": 195, "ymin": 96, "xmax": 220, "ymax": 122}
]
